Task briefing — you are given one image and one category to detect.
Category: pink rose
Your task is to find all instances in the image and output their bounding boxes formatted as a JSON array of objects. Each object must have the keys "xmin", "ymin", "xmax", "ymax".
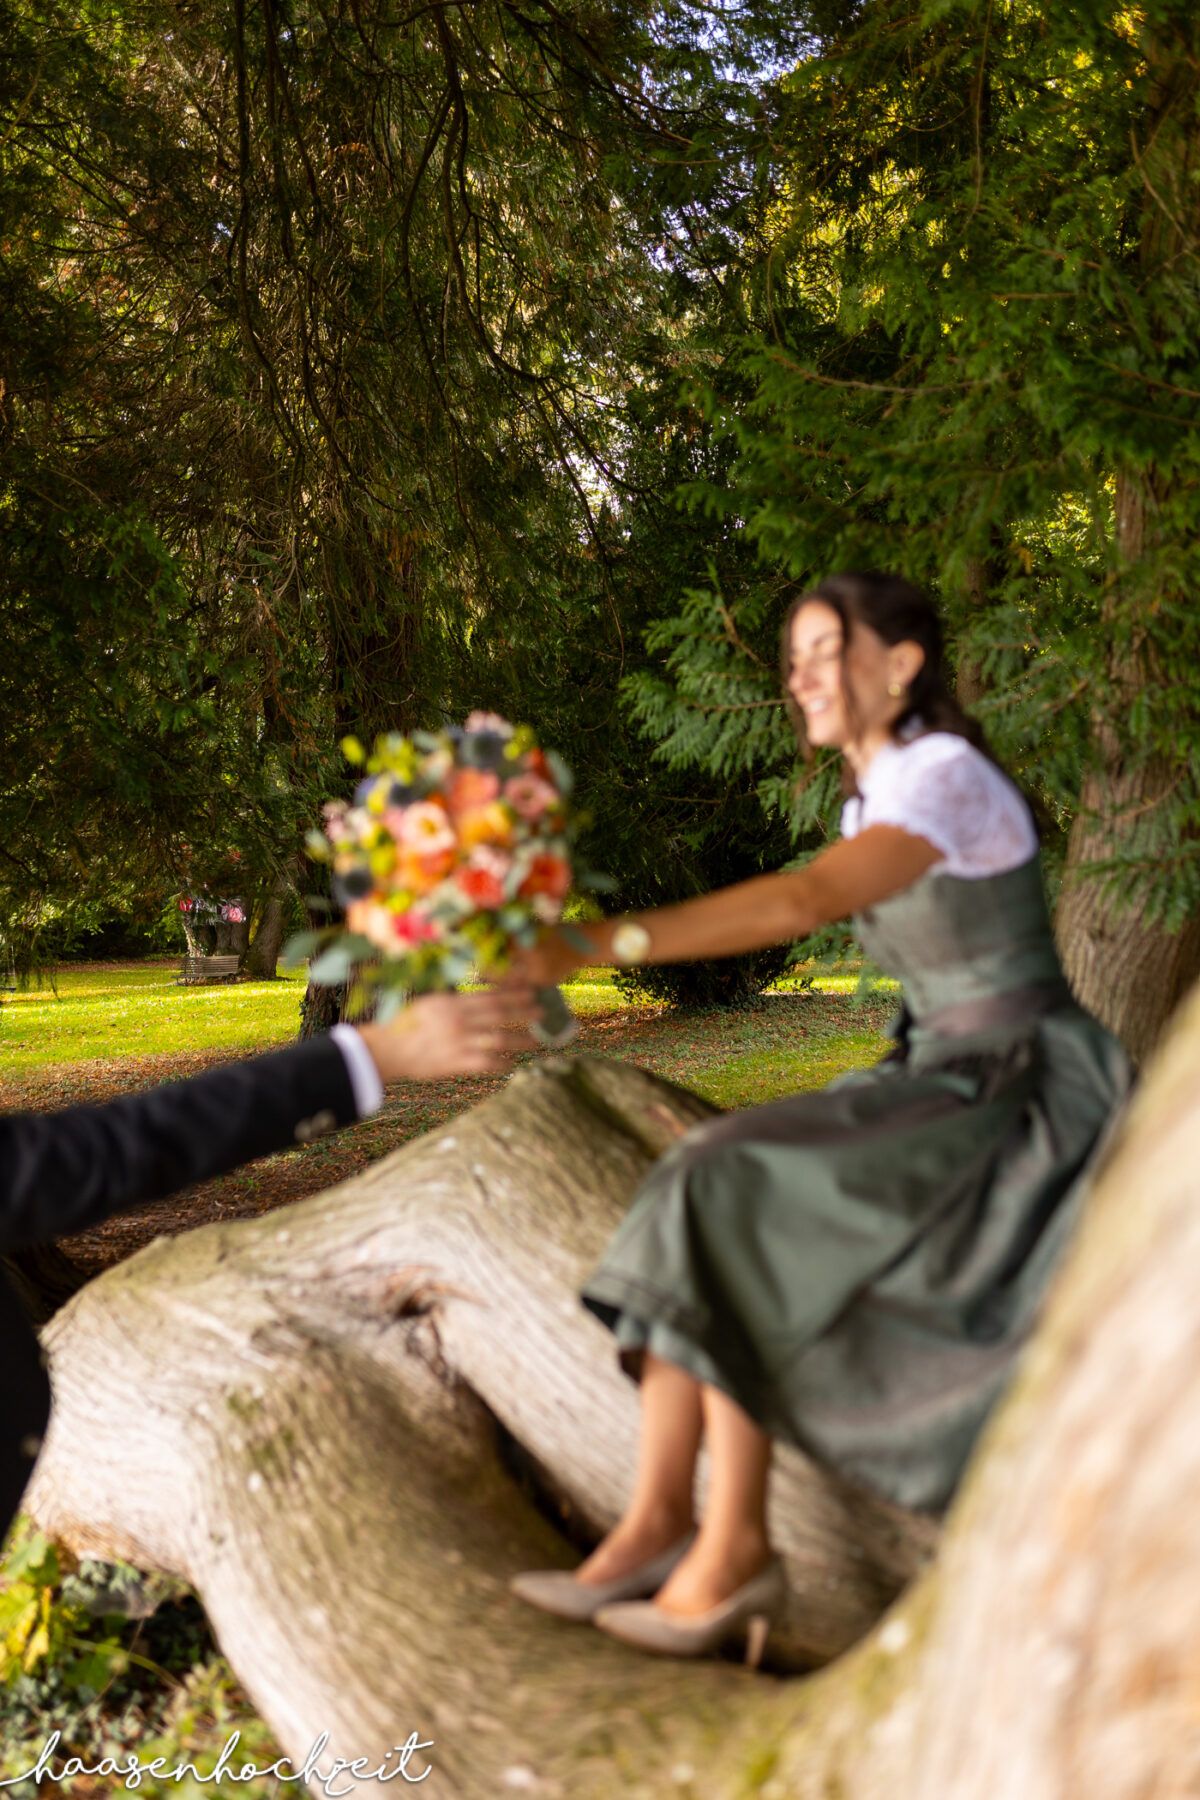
[
  {"xmin": 393, "ymin": 909, "xmax": 439, "ymax": 946},
  {"xmin": 505, "ymin": 773, "xmax": 558, "ymax": 820},
  {"xmin": 464, "ymin": 711, "xmax": 513, "ymax": 736},
  {"xmin": 469, "ymin": 845, "xmax": 511, "ymax": 876},
  {"xmin": 397, "ymin": 801, "xmax": 456, "ymax": 857}
]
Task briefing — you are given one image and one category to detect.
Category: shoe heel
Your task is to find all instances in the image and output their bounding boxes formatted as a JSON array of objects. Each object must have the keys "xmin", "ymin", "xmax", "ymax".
[{"xmin": 744, "ymin": 1614, "xmax": 770, "ymax": 1670}]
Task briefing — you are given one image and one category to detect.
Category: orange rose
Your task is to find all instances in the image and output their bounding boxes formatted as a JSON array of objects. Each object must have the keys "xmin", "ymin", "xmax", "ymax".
[
  {"xmin": 456, "ymin": 864, "xmax": 505, "ymax": 908},
  {"xmin": 396, "ymin": 847, "xmax": 455, "ymax": 893},
  {"xmin": 458, "ymin": 802, "xmax": 514, "ymax": 851},
  {"xmin": 446, "ymin": 768, "xmax": 501, "ymax": 816},
  {"xmin": 519, "ymin": 853, "xmax": 571, "ymax": 901}
]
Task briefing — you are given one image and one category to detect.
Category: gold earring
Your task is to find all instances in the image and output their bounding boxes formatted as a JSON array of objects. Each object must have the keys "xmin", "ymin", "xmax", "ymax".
[{"xmin": 887, "ymin": 680, "xmax": 904, "ymax": 698}]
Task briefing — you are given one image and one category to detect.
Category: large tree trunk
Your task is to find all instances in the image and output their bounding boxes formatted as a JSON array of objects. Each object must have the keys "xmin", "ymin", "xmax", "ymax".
[
  {"xmin": 1056, "ymin": 33, "xmax": 1200, "ymax": 1063},
  {"xmin": 24, "ymin": 993, "xmax": 1200, "ymax": 1797},
  {"xmin": 179, "ymin": 911, "xmax": 207, "ymax": 960},
  {"xmin": 241, "ymin": 876, "xmax": 291, "ymax": 981},
  {"xmin": 297, "ymin": 976, "xmax": 346, "ymax": 1036},
  {"xmin": 24, "ymin": 1059, "xmax": 930, "ymax": 1789},
  {"xmin": 1055, "ymin": 476, "xmax": 1200, "ymax": 1065},
  {"xmin": 1056, "ymin": 734, "xmax": 1200, "ymax": 1067}
]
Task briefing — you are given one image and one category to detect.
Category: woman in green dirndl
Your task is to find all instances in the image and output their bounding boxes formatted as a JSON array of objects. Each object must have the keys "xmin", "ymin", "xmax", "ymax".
[{"xmin": 509, "ymin": 572, "xmax": 1132, "ymax": 1664}]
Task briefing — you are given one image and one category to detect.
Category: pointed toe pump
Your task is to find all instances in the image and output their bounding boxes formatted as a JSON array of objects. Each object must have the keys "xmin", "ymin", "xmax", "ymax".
[
  {"xmin": 593, "ymin": 1554, "xmax": 787, "ymax": 1666},
  {"xmin": 510, "ymin": 1531, "xmax": 697, "ymax": 1624}
]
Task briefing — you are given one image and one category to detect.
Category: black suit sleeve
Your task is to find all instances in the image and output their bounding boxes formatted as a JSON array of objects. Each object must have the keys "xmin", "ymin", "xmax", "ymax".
[{"xmin": 0, "ymin": 1035, "xmax": 357, "ymax": 1253}]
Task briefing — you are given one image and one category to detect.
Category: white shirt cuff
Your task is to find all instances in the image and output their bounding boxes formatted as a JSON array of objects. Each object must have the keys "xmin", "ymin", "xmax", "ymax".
[{"xmin": 330, "ymin": 1024, "xmax": 385, "ymax": 1118}]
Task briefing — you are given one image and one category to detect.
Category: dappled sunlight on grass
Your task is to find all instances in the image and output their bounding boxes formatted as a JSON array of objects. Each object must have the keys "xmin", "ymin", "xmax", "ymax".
[
  {"xmin": 561, "ymin": 962, "xmax": 899, "ymax": 1010},
  {"xmin": 1, "ymin": 961, "xmax": 898, "ymax": 1107},
  {"xmin": 0, "ymin": 962, "xmax": 310, "ymax": 1074},
  {"xmin": 691, "ymin": 1038, "xmax": 889, "ymax": 1108}
]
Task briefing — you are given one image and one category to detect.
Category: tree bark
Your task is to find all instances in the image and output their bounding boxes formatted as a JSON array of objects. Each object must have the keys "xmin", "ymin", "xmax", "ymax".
[
  {"xmin": 24, "ymin": 1001, "xmax": 1200, "ymax": 1799},
  {"xmin": 297, "ymin": 976, "xmax": 346, "ymax": 1036},
  {"xmin": 211, "ymin": 912, "xmax": 250, "ymax": 959},
  {"xmin": 180, "ymin": 911, "xmax": 211, "ymax": 959},
  {"xmin": 1055, "ymin": 472, "xmax": 1200, "ymax": 1065},
  {"xmin": 242, "ymin": 878, "xmax": 291, "ymax": 981},
  {"xmin": 1056, "ymin": 745, "xmax": 1200, "ymax": 1068},
  {"xmin": 954, "ymin": 553, "xmax": 990, "ymax": 711},
  {"xmin": 24, "ymin": 1058, "xmax": 932, "ymax": 1791},
  {"xmin": 1055, "ymin": 34, "xmax": 1200, "ymax": 1063}
]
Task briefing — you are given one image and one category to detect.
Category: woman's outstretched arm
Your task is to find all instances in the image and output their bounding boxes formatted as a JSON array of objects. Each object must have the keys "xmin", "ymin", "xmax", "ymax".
[{"xmin": 515, "ymin": 825, "xmax": 944, "ymax": 985}]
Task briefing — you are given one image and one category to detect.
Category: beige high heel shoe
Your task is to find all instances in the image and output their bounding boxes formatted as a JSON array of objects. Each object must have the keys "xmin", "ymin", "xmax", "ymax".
[
  {"xmin": 593, "ymin": 1553, "xmax": 787, "ymax": 1666},
  {"xmin": 510, "ymin": 1530, "xmax": 696, "ymax": 1623}
]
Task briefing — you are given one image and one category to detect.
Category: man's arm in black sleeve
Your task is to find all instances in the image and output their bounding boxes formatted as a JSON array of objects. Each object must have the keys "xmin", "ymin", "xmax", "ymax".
[{"xmin": 0, "ymin": 1035, "xmax": 356, "ymax": 1253}]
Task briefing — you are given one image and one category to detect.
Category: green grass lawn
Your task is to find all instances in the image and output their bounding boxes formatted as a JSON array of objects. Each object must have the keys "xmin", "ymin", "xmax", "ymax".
[
  {"xmin": 0, "ymin": 961, "xmax": 312, "ymax": 1074},
  {"xmin": 0, "ymin": 959, "xmax": 897, "ymax": 1107}
]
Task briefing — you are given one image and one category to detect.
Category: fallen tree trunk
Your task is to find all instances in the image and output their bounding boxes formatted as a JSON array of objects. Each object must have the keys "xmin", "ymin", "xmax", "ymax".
[
  {"xmin": 25, "ymin": 1059, "xmax": 931, "ymax": 1790},
  {"xmin": 25, "ymin": 998, "xmax": 1200, "ymax": 1796}
]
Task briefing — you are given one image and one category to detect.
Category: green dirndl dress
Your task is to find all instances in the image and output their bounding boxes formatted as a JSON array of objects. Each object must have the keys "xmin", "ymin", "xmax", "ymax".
[{"xmin": 581, "ymin": 856, "xmax": 1133, "ymax": 1514}]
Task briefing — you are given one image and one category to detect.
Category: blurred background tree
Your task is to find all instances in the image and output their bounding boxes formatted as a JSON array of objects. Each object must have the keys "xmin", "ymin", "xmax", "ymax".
[
  {"xmin": 627, "ymin": 0, "xmax": 1200, "ymax": 1054},
  {"xmin": 3, "ymin": 0, "xmax": 1198, "ymax": 1048},
  {"xmin": 0, "ymin": 0, "xmax": 802, "ymax": 1003}
]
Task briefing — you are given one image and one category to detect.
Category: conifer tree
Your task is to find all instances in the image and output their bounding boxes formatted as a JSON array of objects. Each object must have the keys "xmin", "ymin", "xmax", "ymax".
[{"xmin": 631, "ymin": 0, "xmax": 1200, "ymax": 1055}]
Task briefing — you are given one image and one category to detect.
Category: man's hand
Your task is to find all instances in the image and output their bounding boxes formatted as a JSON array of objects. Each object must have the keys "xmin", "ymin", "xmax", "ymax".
[{"xmin": 356, "ymin": 986, "xmax": 541, "ymax": 1082}]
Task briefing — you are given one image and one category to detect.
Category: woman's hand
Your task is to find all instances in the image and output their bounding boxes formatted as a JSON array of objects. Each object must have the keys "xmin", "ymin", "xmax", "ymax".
[
  {"xmin": 357, "ymin": 986, "xmax": 541, "ymax": 1081},
  {"xmin": 504, "ymin": 927, "xmax": 599, "ymax": 990}
]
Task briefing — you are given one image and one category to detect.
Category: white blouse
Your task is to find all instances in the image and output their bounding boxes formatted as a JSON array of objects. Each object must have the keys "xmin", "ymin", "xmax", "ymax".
[{"xmin": 839, "ymin": 731, "xmax": 1037, "ymax": 879}]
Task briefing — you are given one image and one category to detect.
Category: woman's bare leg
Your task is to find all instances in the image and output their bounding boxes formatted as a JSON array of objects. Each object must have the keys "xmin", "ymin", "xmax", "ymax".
[
  {"xmin": 575, "ymin": 1351, "xmax": 702, "ymax": 1585},
  {"xmin": 652, "ymin": 1383, "xmax": 773, "ymax": 1616}
]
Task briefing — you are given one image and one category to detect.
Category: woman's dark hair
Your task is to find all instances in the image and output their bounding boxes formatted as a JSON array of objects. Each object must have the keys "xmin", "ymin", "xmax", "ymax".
[{"xmin": 780, "ymin": 571, "xmax": 995, "ymax": 794}]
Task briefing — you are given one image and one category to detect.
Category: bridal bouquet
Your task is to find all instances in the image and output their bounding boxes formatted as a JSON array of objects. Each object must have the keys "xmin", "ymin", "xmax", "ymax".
[{"xmin": 287, "ymin": 713, "xmax": 585, "ymax": 1042}]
